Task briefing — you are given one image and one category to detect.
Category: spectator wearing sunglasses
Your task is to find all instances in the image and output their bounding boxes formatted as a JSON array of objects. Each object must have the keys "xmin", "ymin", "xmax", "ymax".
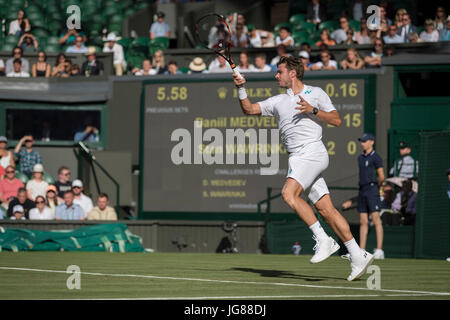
[
  {"xmin": 28, "ymin": 195, "xmax": 54, "ymax": 220},
  {"xmin": 54, "ymin": 166, "xmax": 72, "ymax": 200},
  {"xmin": 397, "ymin": 13, "xmax": 417, "ymax": 43},
  {"xmin": 311, "ymin": 49, "xmax": 337, "ymax": 70},
  {"xmin": 0, "ymin": 165, "xmax": 24, "ymax": 209},
  {"xmin": 14, "ymin": 135, "xmax": 42, "ymax": 178},
  {"xmin": 7, "ymin": 188, "xmax": 35, "ymax": 219},
  {"xmin": 364, "ymin": 38, "xmax": 384, "ymax": 68},
  {"xmin": 383, "ymin": 24, "xmax": 403, "ymax": 44},
  {"xmin": 419, "ymin": 19, "xmax": 439, "ymax": 42},
  {"xmin": 72, "ymin": 179, "xmax": 93, "ymax": 219},
  {"xmin": 32, "ymin": 51, "xmax": 51, "ymax": 78},
  {"xmin": 5, "ymin": 47, "xmax": 30, "ymax": 74}
]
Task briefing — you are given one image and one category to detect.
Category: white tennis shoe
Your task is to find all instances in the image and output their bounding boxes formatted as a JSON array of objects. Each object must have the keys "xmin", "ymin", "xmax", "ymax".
[
  {"xmin": 346, "ymin": 250, "xmax": 375, "ymax": 281},
  {"xmin": 373, "ymin": 248, "xmax": 385, "ymax": 259},
  {"xmin": 310, "ymin": 236, "xmax": 340, "ymax": 264}
]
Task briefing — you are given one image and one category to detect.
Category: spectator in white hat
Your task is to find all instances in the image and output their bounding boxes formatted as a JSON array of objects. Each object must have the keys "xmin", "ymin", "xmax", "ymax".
[
  {"xmin": 103, "ymin": 32, "xmax": 126, "ymax": 76},
  {"xmin": 26, "ymin": 163, "xmax": 49, "ymax": 201},
  {"xmin": 72, "ymin": 179, "xmax": 93, "ymax": 218},
  {"xmin": 10, "ymin": 204, "xmax": 26, "ymax": 220},
  {"xmin": 188, "ymin": 57, "xmax": 207, "ymax": 74},
  {"xmin": 298, "ymin": 50, "xmax": 312, "ymax": 71}
]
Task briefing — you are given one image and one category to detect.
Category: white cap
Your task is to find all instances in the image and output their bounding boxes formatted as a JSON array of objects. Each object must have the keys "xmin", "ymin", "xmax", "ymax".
[
  {"xmin": 72, "ymin": 179, "xmax": 83, "ymax": 188},
  {"xmin": 105, "ymin": 32, "xmax": 121, "ymax": 42},
  {"xmin": 13, "ymin": 204, "xmax": 24, "ymax": 213},
  {"xmin": 299, "ymin": 50, "xmax": 309, "ymax": 59},
  {"xmin": 33, "ymin": 163, "xmax": 44, "ymax": 173}
]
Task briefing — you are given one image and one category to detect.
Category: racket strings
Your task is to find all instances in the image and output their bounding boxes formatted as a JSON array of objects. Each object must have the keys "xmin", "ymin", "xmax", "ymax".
[{"xmin": 196, "ymin": 14, "xmax": 230, "ymax": 49}]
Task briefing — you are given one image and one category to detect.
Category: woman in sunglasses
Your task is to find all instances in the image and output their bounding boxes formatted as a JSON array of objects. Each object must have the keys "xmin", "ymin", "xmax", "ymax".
[
  {"xmin": 32, "ymin": 51, "xmax": 51, "ymax": 78},
  {"xmin": 46, "ymin": 185, "xmax": 60, "ymax": 216},
  {"xmin": 29, "ymin": 195, "xmax": 54, "ymax": 220}
]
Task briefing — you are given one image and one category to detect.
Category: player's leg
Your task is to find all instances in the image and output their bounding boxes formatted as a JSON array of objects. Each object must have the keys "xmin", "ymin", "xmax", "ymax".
[
  {"xmin": 283, "ymin": 166, "xmax": 337, "ymax": 264},
  {"xmin": 313, "ymin": 194, "xmax": 353, "ymax": 242},
  {"xmin": 309, "ymin": 178, "xmax": 374, "ymax": 280},
  {"xmin": 281, "ymin": 177, "xmax": 317, "ymax": 226}
]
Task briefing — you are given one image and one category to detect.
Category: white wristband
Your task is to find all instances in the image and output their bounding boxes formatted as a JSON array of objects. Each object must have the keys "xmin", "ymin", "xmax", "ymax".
[{"xmin": 238, "ymin": 87, "xmax": 247, "ymax": 100}]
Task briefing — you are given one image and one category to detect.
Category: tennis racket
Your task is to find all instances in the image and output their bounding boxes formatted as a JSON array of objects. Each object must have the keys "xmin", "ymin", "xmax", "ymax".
[{"xmin": 195, "ymin": 13, "xmax": 242, "ymax": 79}]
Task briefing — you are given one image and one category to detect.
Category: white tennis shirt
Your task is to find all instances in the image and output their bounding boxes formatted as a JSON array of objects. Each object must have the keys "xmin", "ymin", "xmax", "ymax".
[{"xmin": 258, "ymin": 85, "xmax": 336, "ymax": 153}]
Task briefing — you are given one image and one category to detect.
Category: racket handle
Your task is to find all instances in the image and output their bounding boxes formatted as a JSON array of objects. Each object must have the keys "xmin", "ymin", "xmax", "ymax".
[{"xmin": 233, "ymin": 68, "xmax": 242, "ymax": 79}]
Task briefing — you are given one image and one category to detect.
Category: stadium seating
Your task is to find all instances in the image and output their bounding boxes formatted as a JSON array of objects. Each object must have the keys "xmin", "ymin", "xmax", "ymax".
[
  {"xmin": 15, "ymin": 171, "xmax": 29, "ymax": 185},
  {"xmin": 274, "ymin": 22, "xmax": 293, "ymax": 33},
  {"xmin": 289, "ymin": 13, "xmax": 307, "ymax": 26},
  {"xmin": 318, "ymin": 20, "xmax": 340, "ymax": 32},
  {"xmin": 43, "ymin": 172, "xmax": 55, "ymax": 185},
  {"xmin": 349, "ymin": 20, "xmax": 361, "ymax": 32}
]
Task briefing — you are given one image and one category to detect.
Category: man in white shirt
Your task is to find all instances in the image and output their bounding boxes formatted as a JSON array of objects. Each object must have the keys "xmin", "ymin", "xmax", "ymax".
[
  {"xmin": 103, "ymin": 33, "xmax": 126, "ymax": 76},
  {"xmin": 6, "ymin": 47, "xmax": 30, "ymax": 74},
  {"xmin": 275, "ymin": 27, "xmax": 294, "ymax": 46},
  {"xmin": 7, "ymin": 58, "xmax": 30, "ymax": 77},
  {"xmin": 233, "ymin": 55, "xmax": 374, "ymax": 281},
  {"xmin": 253, "ymin": 53, "xmax": 272, "ymax": 72},
  {"xmin": 72, "ymin": 179, "xmax": 93, "ymax": 218},
  {"xmin": 331, "ymin": 16, "xmax": 351, "ymax": 44},
  {"xmin": 133, "ymin": 59, "xmax": 156, "ymax": 76},
  {"xmin": 207, "ymin": 52, "xmax": 233, "ymax": 73},
  {"xmin": 311, "ymin": 50, "xmax": 337, "ymax": 70}
]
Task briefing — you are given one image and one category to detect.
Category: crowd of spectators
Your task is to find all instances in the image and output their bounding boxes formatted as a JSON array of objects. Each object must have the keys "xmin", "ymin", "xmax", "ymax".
[
  {"xmin": 0, "ymin": 3, "xmax": 448, "ymax": 77},
  {"xmin": 0, "ymin": 135, "xmax": 117, "ymax": 221}
]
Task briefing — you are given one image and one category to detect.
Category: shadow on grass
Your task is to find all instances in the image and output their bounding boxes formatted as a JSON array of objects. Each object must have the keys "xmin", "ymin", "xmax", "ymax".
[{"xmin": 231, "ymin": 267, "xmax": 345, "ymax": 282}]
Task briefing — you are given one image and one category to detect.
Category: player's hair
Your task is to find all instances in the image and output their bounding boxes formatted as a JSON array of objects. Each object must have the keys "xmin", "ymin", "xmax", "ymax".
[{"xmin": 277, "ymin": 56, "xmax": 304, "ymax": 81}]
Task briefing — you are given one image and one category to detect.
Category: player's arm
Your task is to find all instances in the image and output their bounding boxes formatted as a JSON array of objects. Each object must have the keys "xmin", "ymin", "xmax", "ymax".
[
  {"xmin": 233, "ymin": 73, "xmax": 262, "ymax": 115},
  {"xmin": 296, "ymin": 95, "xmax": 342, "ymax": 127}
]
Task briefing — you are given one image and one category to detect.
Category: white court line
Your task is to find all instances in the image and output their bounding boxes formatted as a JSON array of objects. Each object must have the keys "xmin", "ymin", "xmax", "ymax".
[
  {"xmin": 82, "ymin": 293, "xmax": 436, "ymax": 300},
  {"xmin": 1, "ymin": 266, "xmax": 449, "ymax": 297}
]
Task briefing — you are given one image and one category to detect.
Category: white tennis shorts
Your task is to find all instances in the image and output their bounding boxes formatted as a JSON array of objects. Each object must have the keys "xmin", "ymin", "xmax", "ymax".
[{"xmin": 286, "ymin": 141, "xmax": 330, "ymax": 204}]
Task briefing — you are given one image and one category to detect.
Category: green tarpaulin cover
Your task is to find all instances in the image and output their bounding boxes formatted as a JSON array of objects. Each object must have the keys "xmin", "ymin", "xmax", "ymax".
[{"xmin": 0, "ymin": 223, "xmax": 144, "ymax": 252}]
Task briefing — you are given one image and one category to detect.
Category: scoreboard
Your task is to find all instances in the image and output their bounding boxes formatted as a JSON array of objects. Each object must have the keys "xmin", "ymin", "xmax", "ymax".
[{"xmin": 140, "ymin": 74, "xmax": 375, "ymax": 216}]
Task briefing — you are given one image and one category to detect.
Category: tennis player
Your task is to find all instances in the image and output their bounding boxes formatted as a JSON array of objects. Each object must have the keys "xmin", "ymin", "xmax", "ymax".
[{"xmin": 233, "ymin": 56, "xmax": 373, "ymax": 281}]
